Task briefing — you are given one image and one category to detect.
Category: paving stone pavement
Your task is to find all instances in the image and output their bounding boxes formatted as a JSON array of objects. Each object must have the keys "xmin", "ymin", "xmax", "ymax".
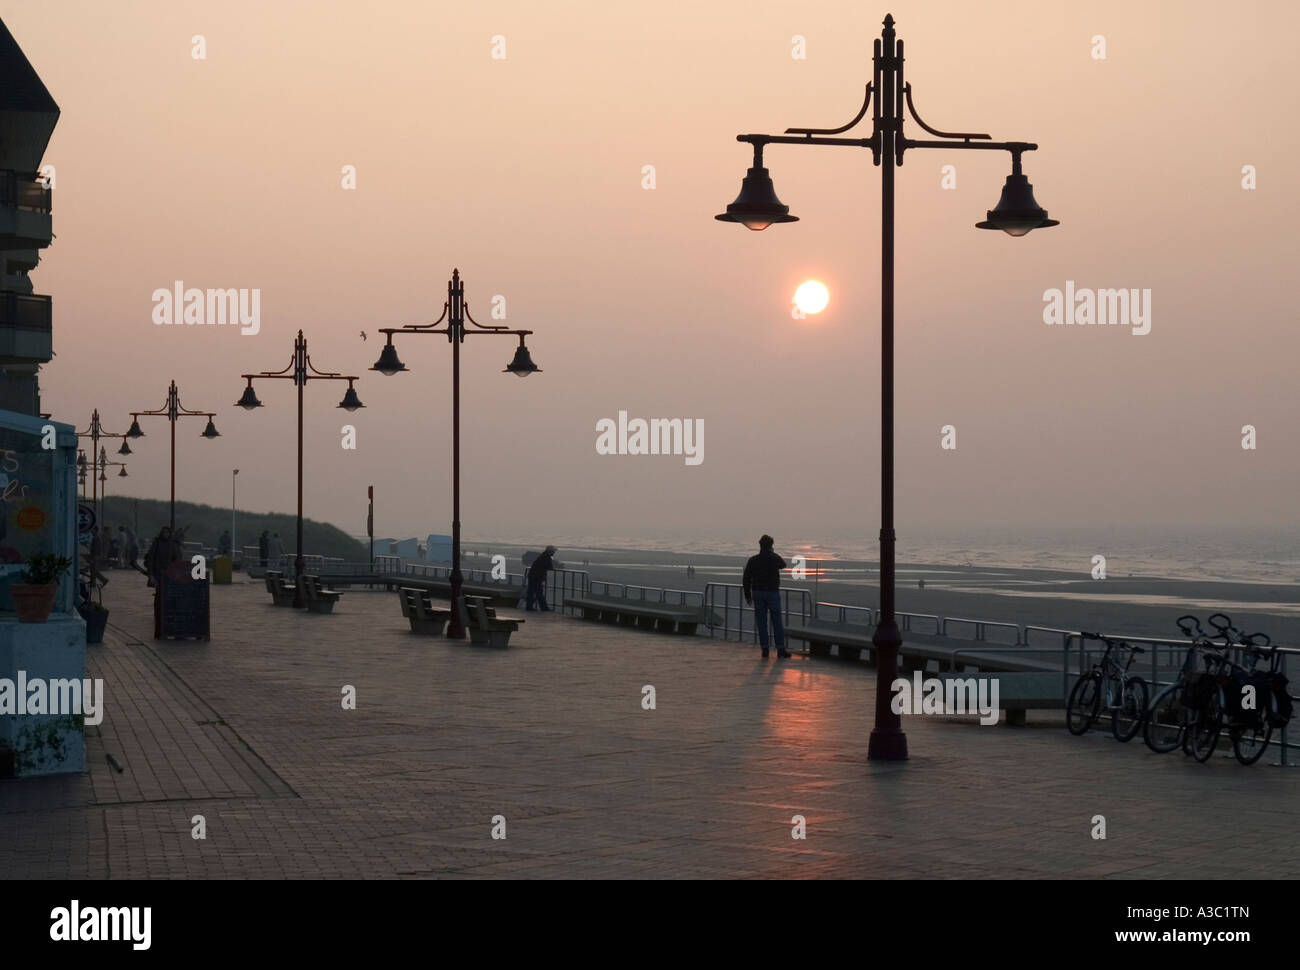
[{"xmin": 3, "ymin": 575, "xmax": 1298, "ymax": 879}]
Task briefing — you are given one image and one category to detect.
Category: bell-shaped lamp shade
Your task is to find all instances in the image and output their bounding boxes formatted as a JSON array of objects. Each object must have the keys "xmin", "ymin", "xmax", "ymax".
[
  {"xmin": 715, "ymin": 166, "xmax": 799, "ymax": 231},
  {"xmin": 201, "ymin": 418, "xmax": 221, "ymax": 439},
  {"xmin": 337, "ymin": 383, "xmax": 364, "ymax": 411},
  {"xmin": 118, "ymin": 466, "xmax": 128, "ymax": 478},
  {"xmin": 371, "ymin": 343, "xmax": 405, "ymax": 377},
  {"xmin": 372, "ymin": 341, "xmax": 407, "ymax": 376},
  {"xmin": 126, "ymin": 418, "xmax": 144, "ymax": 438},
  {"xmin": 236, "ymin": 383, "xmax": 263, "ymax": 410},
  {"xmin": 976, "ymin": 171, "xmax": 1059, "ymax": 236},
  {"xmin": 504, "ymin": 342, "xmax": 541, "ymax": 377},
  {"xmin": 78, "ymin": 469, "xmax": 87, "ymax": 484},
  {"xmin": 118, "ymin": 440, "xmax": 132, "ymax": 455}
]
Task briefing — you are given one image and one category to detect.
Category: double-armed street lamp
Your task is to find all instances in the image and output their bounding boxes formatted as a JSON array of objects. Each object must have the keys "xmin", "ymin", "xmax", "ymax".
[
  {"xmin": 97, "ymin": 447, "xmax": 129, "ymax": 502},
  {"xmin": 716, "ymin": 13, "xmax": 1057, "ymax": 761},
  {"xmin": 75, "ymin": 409, "xmax": 134, "ymax": 529},
  {"xmin": 126, "ymin": 381, "xmax": 221, "ymax": 531},
  {"xmin": 370, "ymin": 268, "xmax": 541, "ymax": 639},
  {"xmin": 236, "ymin": 330, "xmax": 364, "ymax": 608}
]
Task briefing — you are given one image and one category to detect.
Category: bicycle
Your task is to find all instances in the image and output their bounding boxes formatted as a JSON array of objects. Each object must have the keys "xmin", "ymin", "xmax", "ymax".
[
  {"xmin": 1143, "ymin": 615, "xmax": 1204, "ymax": 753},
  {"xmin": 1204, "ymin": 614, "xmax": 1277, "ymax": 765},
  {"xmin": 1181, "ymin": 613, "xmax": 1274, "ymax": 764},
  {"xmin": 1066, "ymin": 632, "xmax": 1147, "ymax": 741}
]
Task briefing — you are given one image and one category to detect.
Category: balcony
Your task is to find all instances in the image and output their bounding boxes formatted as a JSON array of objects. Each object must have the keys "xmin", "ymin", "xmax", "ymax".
[
  {"xmin": 0, "ymin": 290, "xmax": 52, "ymax": 363},
  {"xmin": 0, "ymin": 170, "xmax": 52, "ymax": 250}
]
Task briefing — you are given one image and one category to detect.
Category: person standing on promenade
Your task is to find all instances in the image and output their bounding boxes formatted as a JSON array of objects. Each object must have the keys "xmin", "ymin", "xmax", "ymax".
[
  {"xmin": 258, "ymin": 530, "xmax": 269, "ymax": 568},
  {"xmin": 743, "ymin": 534, "xmax": 789, "ymax": 659},
  {"xmin": 526, "ymin": 545, "xmax": 557, "ymax": 611}
]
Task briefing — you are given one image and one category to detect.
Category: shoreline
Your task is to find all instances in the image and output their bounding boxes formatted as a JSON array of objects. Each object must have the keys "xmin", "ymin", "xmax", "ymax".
[{"xmin": 451, "ymin": 540, "xmax": 1300, "ymax": 644}]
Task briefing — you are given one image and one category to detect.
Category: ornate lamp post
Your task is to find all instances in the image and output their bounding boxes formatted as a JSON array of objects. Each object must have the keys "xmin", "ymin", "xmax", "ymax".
[
  {"xmin": 126, "ymin": 381, "xmax": 221, "ymax": 530},
  {"xmin": 716, "ymin": 13, "xmax": 1057, "ymax": 760},
  {"xmin": 75, "ymin": 409, "xmax": 133, "ymax": 533},
  {"xmin": 236, "ymin": 330, "xmax": 363, "ymax": 608},
  {"xmin": 370, "ymin": 268, "xmax": 541, "ymax": 639}
]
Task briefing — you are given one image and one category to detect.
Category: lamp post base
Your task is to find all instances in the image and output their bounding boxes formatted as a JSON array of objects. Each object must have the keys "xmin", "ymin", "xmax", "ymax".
[
  {"xmin": 868, "ymin": 618, "xmax": 909, "ymax": 761},
  {"xmin": 446, "ymin": 569, "xmax": 467, "ymax": 640}
]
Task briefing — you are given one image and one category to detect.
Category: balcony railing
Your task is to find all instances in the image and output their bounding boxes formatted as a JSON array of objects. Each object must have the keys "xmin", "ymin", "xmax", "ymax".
[
  {"xmin": 0, "ymin": 291, "xmax": 52, "ymax": 331},
  {"xmin": 0, "ymin": 170, "xmax": 52, "ymax": 214}
]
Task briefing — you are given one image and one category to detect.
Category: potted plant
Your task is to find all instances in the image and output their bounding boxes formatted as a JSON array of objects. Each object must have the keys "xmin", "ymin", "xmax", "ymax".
[
  {"xmin": 10, "ymin": 552, "xmax": 71, "ymax": 623},
  {"xmin": 78, "ymin": 588, "xmax": 109, "ymax": 644}
]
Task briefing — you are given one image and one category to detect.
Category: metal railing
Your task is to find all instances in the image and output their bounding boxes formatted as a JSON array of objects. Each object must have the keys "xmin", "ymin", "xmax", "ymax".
[
  {"xmin": 940, "ymin": 615, "xmax": 1023, "ymax": 644},
  {"xmin": 586, "ymin": 581, "xmax": 702, "ymax": 607},
  {"xmin": 703, "ymin": 583, "xmax": 814, "ymax": 642},
  {"xmin": 813, "ymin": 601, "xmax": 876, "ymax": 626}
]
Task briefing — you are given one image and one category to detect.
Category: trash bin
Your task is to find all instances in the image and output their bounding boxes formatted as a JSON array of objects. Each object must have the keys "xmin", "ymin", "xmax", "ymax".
[{"xmin": 213, "ymin": 555, "xmax": 233, "ymax": 585}]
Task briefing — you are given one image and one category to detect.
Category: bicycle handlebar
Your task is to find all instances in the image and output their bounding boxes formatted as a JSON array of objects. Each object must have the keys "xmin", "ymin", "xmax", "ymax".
[{"xmin": 1207, "ymin": 612, "xmax": 1233, "ymax": 634}]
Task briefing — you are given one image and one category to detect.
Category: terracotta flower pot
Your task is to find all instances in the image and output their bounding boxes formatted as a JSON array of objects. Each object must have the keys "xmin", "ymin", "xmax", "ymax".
[{"xmin": 11, "ymin": 583, "xmax": 57, "ymax": 623}]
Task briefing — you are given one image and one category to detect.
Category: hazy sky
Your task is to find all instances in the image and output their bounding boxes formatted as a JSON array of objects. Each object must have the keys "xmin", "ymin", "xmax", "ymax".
[{"xmin": 12, "ymin": 0, "xmax": 1299, "ymax": 546}]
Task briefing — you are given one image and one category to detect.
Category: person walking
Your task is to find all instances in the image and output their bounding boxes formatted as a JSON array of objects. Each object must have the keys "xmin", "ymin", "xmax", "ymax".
[
  {"xmin": 743, "ymin": 534, "xmax": 789, "ymax": 659},
  {"xmin": 258, "ymin": 530, "xmax": 270, "ymax": 568},
  {"xmin": 266, "ymin": 532, "xmax": 285, "ymax": 568},
  {"xmin": 87, "ymin": 527, "xmax": 110, "ymax": 587},
  {"xmin": 123, "ymin": 524, "xmax": 140, "ymax": 571},
  {"xmin": 526, "ymin": 545, "xmax": 557, "ymax": 611}
]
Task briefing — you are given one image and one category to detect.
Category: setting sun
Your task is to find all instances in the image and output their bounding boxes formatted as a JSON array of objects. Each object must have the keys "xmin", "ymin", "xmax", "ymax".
[{"xmin": 794, "ymin": 280, "xmax": 830, "ymax": 315}]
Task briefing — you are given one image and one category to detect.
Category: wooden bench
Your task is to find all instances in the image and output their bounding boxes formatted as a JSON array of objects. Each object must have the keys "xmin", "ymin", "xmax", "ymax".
[
  {"xmin": 459, "ymin": 595, "xmax": 521, "ymax": 648},
  {"xmin": 299, "ymin": 574, "xmax": 342, "ymax": 614},
  {"xmin": 264, "ymin": 570, "xmax": 297, "ymax": 608},
  {"xmin": 399, "ymin": 587, "xmax": 452, "ymax": 635},
  {"xmin": 566, "ymin": 592, "xmax": 710, "ymax": 636}
]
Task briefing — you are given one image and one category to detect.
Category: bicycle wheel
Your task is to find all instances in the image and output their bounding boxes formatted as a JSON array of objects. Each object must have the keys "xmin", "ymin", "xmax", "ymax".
[
  {"xmin": 1112, "ymin": 676, "xmax": 1148, "ymax": 743},
  {"xmin": 1189, "ymin": 689, "xmax": 1224, "ymax": 763},
  {"xmin": 1144, "ymin": 683, "xmax": 1186, "ymax": 753},
  {"xmin": 1231, "ymin": 716, "xmax": 1273, "ymax": 766},
  {"xmin": 1067, "ymin": 674, "xmax": 1101, "ymax": 735}
]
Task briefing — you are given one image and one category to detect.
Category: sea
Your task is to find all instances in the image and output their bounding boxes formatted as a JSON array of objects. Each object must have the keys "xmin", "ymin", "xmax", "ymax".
[{"xmin": 450, "ymin": 524, "xmax": 1300, "ymax": 586}]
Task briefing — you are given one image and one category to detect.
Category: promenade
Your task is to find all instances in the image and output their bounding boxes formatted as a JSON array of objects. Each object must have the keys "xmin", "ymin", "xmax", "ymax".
[{"xmin": 3, "ymin": 577, "xmax": 1298, "ymax": 879}]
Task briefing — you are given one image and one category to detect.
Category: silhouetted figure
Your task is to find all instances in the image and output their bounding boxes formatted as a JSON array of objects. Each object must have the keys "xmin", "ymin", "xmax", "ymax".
[
  {"xmin": 258, "ymin": 530, "xmax": 269, "ymax": 568},
  {"xmin": 123, "ymin": 525, "xmax": 141, "ymax": 572},
  {"xmin": 526, "ymin": 545, "xmax": 557, "ymax": 611},
  {"xmin": 218, "ymin": 530, "xmax": 231, "ymax": 556},
  {"xmin": 145, "ymin": 526, "xmax": 184, "ymax": 628},
  {"xmin": 743, "ymin": 534, "xmax": 788, "ymax": 659},
  {"xmin": 267, "ymin": 532, "xmax": 284, "ymax": 567},
  {"xmin": 88, "ymin": 528, "xmax": 109, "ymax": 587}
]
